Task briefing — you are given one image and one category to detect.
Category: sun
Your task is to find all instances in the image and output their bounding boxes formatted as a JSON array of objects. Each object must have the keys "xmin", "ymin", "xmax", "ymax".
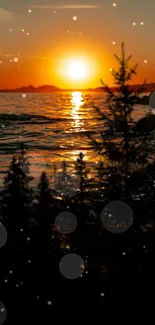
[{"xmin": 67, "ymin": 60, "xmax": 88, "ymax": 81}]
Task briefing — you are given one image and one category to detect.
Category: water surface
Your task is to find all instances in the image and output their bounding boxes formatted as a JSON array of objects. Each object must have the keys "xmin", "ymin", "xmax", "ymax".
[{"xmin": 0, "ymin": 91, "xmax": 149, "ymax": 188}]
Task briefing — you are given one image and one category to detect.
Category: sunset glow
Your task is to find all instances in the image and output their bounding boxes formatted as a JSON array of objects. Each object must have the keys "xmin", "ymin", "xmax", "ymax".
[
  {"xmin": 0, "ymin": 1, "xmax": 155, "ymax": 89},
  {"xmin": 66, "ymin": 60, "xmax": 88, "ymax": 81}
]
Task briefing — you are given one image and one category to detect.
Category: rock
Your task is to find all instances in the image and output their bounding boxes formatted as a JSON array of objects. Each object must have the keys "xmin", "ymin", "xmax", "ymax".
[
  {"xmin": 136, "ymin": 96, "xmax": 149, "ymax": 105},
  {"xmin": 132, "ymin": 114, "xmax": 155, "ymax": 134}
]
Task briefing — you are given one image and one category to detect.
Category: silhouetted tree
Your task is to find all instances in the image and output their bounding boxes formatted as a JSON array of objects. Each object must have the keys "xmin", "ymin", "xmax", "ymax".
[
  {"xmin": 89, "ymin": 42, "xmax": 153, "ymax": 200},
  {"xmin": 75, "ymin": 152, "xmax": 89, "ymax": 192},
  {"xmin": 37, "ymin": 171, "xmax": 52, "ymax": 257},
  {"xmin": 2, "ymin": 145, "xmax": 33, "ymax": 230},
  {"xmin": 38, "ymin": 171, "xmax": 51, "ymax": 208},
  {"xmin": 96, "ymin": 158, "xmax": 105, "ymax": 183}
]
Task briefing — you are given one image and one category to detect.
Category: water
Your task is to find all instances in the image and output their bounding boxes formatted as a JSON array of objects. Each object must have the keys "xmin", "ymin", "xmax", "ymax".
[{"xmin": 0, "ymin": 91, "xmax": 149, "ymax": 188}]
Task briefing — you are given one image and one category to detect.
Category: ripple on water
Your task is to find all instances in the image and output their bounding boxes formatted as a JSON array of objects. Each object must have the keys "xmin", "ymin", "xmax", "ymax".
[{"xmin": 0, "ymin": 92, "xmax": 149, "ymax": 187}]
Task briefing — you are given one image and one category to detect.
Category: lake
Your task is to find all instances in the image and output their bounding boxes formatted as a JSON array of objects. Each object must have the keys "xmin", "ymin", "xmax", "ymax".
[{"xmin": 0, "ymin": 91, "xmax": 149, "ymax": 189}]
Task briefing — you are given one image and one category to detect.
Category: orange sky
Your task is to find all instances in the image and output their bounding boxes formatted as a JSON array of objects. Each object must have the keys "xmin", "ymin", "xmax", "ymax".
[
  {"xmin": 0, "ymin": 0, "xmax": 155, "ymax": 89},
  {"xmin": 0, "ymin": 39, "xmax": 152, "ymax": 89}
]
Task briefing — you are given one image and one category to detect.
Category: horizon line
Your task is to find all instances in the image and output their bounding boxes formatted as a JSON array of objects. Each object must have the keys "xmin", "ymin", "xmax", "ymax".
[{"xmin": 0, "ymin": 82, "xmax": 155, "ymax": 89}]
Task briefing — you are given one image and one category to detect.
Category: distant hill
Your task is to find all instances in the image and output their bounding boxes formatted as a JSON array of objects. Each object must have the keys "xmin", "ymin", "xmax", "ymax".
[
  {"xmin": 0, "ymin": 85, "xmax": 60, "ymax": 93},
  {"xmin": 0, "ymin": 83, "xmax": 155, "ymax": 93}
]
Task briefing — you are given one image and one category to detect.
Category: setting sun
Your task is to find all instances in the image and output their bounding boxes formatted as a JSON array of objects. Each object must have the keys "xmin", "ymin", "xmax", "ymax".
[{"xmin": 67, "ymin": 60, "xmax": 88, "ymax": 81}]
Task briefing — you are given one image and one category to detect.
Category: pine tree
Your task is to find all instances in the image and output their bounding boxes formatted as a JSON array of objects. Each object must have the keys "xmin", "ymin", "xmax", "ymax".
[
  {"xmin": 2, "ymin": 144, "xmax": 33, "ymax": 230},
  {"xmin": 75, "ymin": 152, "xmax": 89, "ymax": 192},
  {"xmin": 37, "ymin": 172, "xmax": 52, "ymax": 253},
  {"xmin": 38, "ymin": 171, "xmax": 51, "ymax": 208},
  {"xmin": 96, "ymin": 158, "xmax": 105, "ymax": 183},
  {"xmin": 89, "ymin": 43, "xmax": 153, "ymax": 201}
]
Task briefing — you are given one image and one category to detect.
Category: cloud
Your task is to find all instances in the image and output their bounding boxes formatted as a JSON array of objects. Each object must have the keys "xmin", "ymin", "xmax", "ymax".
[
  {"xmin": 31, "ymin": 4, "xmax": 100, "ymax": 9},
  {"xmin": 0, "ymin": 8, "xmax": 15, "ymax": 23}
]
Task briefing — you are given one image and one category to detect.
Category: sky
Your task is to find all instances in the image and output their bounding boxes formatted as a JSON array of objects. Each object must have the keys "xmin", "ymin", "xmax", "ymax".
[{"xmin": 0, "ymin": 0, "xmax": 155, "ymax": 89}]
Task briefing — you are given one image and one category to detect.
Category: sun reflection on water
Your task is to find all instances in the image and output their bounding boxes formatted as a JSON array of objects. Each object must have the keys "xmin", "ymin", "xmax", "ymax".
[
  {"xmin": 70, "ymin": 92, "xmax": 88, "ymax": 161},
  {"xmin": 70, "ymin": 91, "xmax": 85, "ymax": 130}
]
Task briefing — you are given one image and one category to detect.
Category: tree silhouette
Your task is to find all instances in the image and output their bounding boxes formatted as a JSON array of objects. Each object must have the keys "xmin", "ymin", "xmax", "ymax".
[
  {"xmin": 89, "ymin": 42, "xmax": 153, "ymax": 200},
  {"xmin": 75, "ymin": 152, "xmax": 89, "ymax": 192},
  {"xmin": 2, "ymin": 144, "xmax": 33, "ymax": 230},
  {"xmin": 38, "ymin": 171, "xmax": 51, "ymax": 208},
  {"xmin": 37, "ymin": 171, "xmax": 52, "ymax": 257}
]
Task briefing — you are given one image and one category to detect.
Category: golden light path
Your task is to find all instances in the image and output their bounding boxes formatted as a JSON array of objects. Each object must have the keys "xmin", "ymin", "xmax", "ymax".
[
  {"xmin": 71, "ymin": 91, "xmax": 84, "ymax": 129},
  {"xmin": 70, "ymin": 91, "xmax": 88, "ymax": 161}
]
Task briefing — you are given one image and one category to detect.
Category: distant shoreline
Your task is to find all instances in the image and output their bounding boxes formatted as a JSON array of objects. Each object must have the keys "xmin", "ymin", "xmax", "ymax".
[{"xmin": 0, "ymin": 83, "xmax": 154, "ymax": 94}]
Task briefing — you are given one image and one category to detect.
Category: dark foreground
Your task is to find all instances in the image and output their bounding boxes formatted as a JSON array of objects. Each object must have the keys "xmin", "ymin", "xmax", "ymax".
[{"xmin": 1, "ymin": 193, "xmax": 155, "ymax": 321}]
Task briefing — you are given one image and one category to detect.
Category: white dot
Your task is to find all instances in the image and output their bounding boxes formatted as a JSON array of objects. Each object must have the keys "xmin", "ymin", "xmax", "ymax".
[
  {"xmin": 73, "ymin": 16, "xmax": 77, "ymax": 21},
  {"xmin": 85, "ymin": 271, "xmax": 88, "ymax": 274},
  {"xmin": 28, "ymin": 260, "xmax": 31, "ymax": 263},
  {"xmin": 37, "ymin": 296, "xmax": 39, "ymax": 299},
  {"xmin": 144, "ymin": 60, "xmax": 147, "ymax": 63},
  {"xmin": 26, "ymin": 32, "xmax": 29, "ymax": 36},
  {"xmin": 9, "ymin": 29, "xmax": 12, "ymax": 32},
  {"xmin": 6, "ymin": 54, "xmax": 9, "ymax": 57},
  {"xmin": 132, "ymin": 22, "xmax": 136, "ymax": 26},
  {"xmin": 122, "ymin": 252, "xmax": 126, "ymax": 255},
  {"xmin": 110, "ymin": 68, "xmax": 113, "ymax": 71},
  {"xmin": 4, "ymin": 279, "xmax": 8, "ymax": 283},
  {"xmin": 20, "ymin": 228, "xmax": 23, "ymax": 232},
  {"xmin": 140, "ymin": 21, "xmax": 144, "ymax": 25},
  {"xmin": 9, "ymin": 60, "xmax": 12, "ymax": 62},
  {"xmin": 101, "ymin": 292, "xmax": 105, "ymax": 297},
  {"xmin": 143, "ymin": 245, "xmax": 146, "ymax": 248},
  {"xmin": 79, "ymin": 32, "xmax": 82, "ymax": 35},
  {"xmin": 28, "ymin": 9, "xmax": 32, "ymax": 13},
  {"xmin": 47, "ymin": 301, "xmax": 52, "ymax": 305},
  {"xmin": 22, "ymin": 93, "xmax": 26, "ymax": 98},
  {"xmin": 0, "ymin": 61, "xmax": 2, "ymax": 64},
  {"xmin": 27, "ymin": 237, "xmax": 30, "ymax": 241},
  {"xmin": 112, "ymin": 41, "xmax": 116, "ymax": 45},
  {"xmin": 112, "ymin": 3, "xmax": 116, "ymax": 7},
  {"xmin": 9, "ymin": 270, "xmax": 13, "ymax": 274},
  {"xmin": 21, "ymin": 29, "xmax": 24, "ymax": 32},
  {"xmin": 16, "ymin": 284, "xmax": 19, "ymax": 287}
]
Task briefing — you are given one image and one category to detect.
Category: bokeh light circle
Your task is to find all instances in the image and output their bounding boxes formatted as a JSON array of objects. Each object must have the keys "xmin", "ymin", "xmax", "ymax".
[
  {"xmin": 0, "ymin": 223, "xmax": 7, "ymax": 249},
  {"xmin": 59, "ymin": 254, "xmax": 85, "ymax": 279},
  {"xmin": 101, "ymin": 201, "xmax": 133, "ymax": 233},
  {"xmin": 0, "ymin": 302, "xmax": 7, "ymax": 325},
  {"xmin": 55, "ymin": 211, "xmax": 77, "ymax": 234}
]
